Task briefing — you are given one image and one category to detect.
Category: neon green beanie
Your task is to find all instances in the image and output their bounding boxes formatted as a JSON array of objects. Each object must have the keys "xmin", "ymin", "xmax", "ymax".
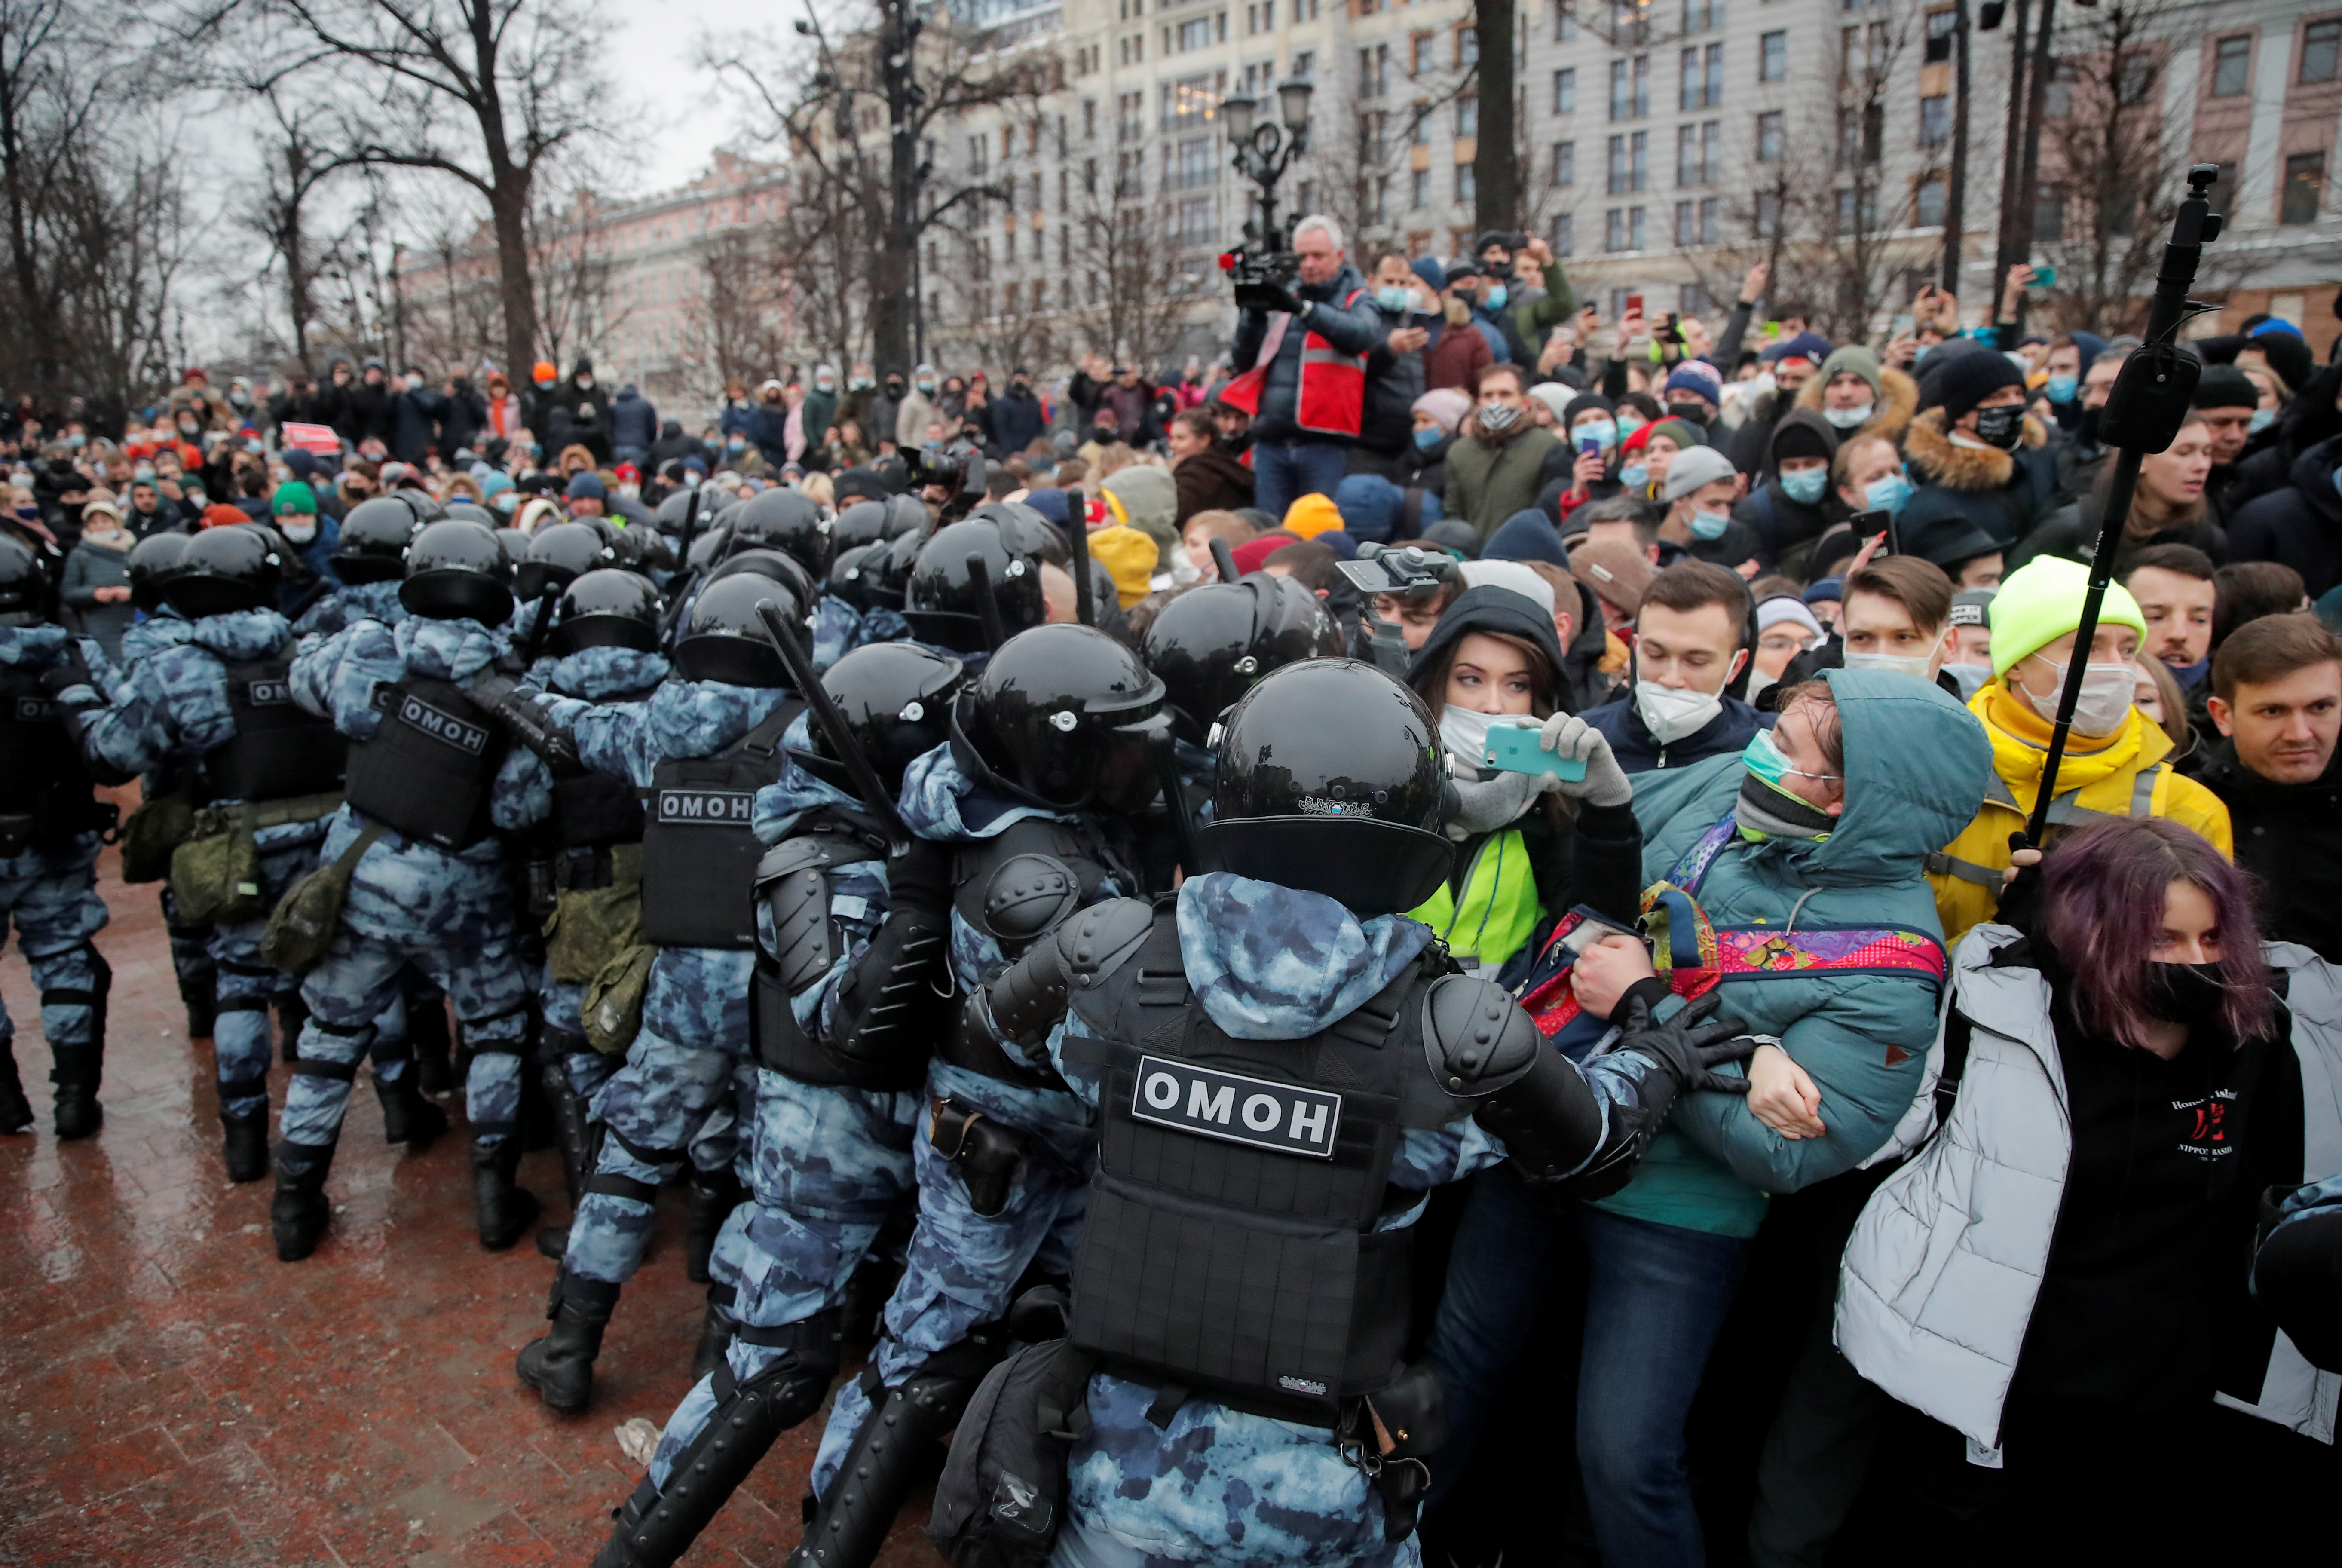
[{"xmin": 1987, "ymin": 555, "xmax": 2147, "ymax": 678}]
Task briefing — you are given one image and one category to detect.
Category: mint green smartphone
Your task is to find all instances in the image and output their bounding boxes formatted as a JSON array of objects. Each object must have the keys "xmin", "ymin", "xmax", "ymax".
[{"xmin": 1483, "ymin": 723, "xmax": 1587, "ymax": 782}]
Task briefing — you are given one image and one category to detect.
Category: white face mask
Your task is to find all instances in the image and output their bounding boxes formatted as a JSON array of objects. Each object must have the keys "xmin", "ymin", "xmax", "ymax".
[
  {"xmin": 1822, "ymin": 402, "xmax": 1874, "ymax": 429},
  {"xmin": 2016, "ymin": 656, "xmax": 2136, "ymax": 738},
  {"xmin": 1439, "ymin": 705, "xmax": 1524, "ymax": 772},
  {"xmin": 1635, "ymin": 680, "xmax": 1724, "ymax": 745},
  {"xmin": 1842, "ymin": 635, "xmax": 1944, "ymax": 683},
  {"xmin": 279, "ymin": 518, "xmax": 317, "ymax": 543}
]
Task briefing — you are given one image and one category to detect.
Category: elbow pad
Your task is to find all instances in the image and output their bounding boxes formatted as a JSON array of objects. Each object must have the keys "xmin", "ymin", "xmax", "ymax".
[
  {"xmin": 829, "ymin": 901, "xmax": 953, "ymax": 1073},
  {"xmin": 1473, "ymin": 1049, "xmax": 1606, "ymax": 1182},
  {"xmin": 1422, "ymin": 973, "xmax": 1604, "ymax": 1181},
  {"xmin": 989, "ymin": 896, "xmax": 1153, "ymax": 1044}
]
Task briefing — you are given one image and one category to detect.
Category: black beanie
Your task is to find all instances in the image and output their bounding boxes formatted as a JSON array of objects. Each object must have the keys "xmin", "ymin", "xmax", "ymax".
[
  {"xmin": 2192, "ymin": 364, "xmax": 2259, "ymax": 412},
  {"xmin": 1933, "ymin": 347, "xmax": 2027, "ymax": 422},
  {"xmin": 1773, "ymin": 420, "xmax": 1834, "ymax": 464}
]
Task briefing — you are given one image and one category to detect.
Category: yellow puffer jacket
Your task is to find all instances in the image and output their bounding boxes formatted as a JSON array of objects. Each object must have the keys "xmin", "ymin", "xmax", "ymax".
[{"xmin": 1929, "ymin": 680, "xmax": 2233, "ymax": 950}]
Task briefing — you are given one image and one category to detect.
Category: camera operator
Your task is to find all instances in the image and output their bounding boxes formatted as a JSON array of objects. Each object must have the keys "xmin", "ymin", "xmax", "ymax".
[{"xmin": 1225, "ymin": 214, "xmax": 1395, "ymax": 515}]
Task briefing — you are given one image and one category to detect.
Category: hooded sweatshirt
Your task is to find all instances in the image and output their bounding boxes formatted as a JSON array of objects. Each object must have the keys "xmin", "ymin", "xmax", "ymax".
[
  {"xmin": 2225, "ymin": 433, "xmax": 2342, "ymax": 598},
  {"xmin": 1610, "ymin": 668, "xmax": 1994, "ymax": 1236}
]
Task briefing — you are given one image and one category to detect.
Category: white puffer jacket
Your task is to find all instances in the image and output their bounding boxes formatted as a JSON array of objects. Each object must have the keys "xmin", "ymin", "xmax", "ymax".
[{"xmin": 1836, "ymin": 925, "xmax": 2342, "ymax": 1460}]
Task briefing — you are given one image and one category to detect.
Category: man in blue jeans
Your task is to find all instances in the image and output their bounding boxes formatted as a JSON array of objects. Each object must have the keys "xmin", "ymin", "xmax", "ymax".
[
  {"xmin": 1227, "ymin": 214, "xmax": 1396, "ymax": 517},
  {"xmin": 1425, "ymin": 668, "xmax": 1991, "ymax": 1565}
]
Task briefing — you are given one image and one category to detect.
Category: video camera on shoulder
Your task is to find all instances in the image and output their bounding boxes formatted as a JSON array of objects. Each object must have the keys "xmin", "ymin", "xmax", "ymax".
[
  {"xmin": 903, "ymin": 440, "xmax": 988, "ymax": 503},
  {"xmin": 1337, "ymin": 542, "xmax": 1461, "ymax": 598},
  {"xmin": 1219, "ymin": 237, "xmax": 1299, "ymax": 291}
]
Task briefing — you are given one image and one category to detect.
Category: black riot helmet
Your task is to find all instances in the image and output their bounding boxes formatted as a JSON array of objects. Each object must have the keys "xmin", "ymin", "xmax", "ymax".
[
  {"xmin": 674, "ymin": 572, "xmax": 804, "ymax": 687},
  {"xmin": 126, "ymin": 531, "xmax": 192, "ymax": 613},
  {"xmin": 331, "ymin": 496, "xmax": 424, "ymax": 584},
  {"xmin": 655, "ymin": 487, "xmax": 713, "ymax": 536},
  {"xmin": 905, "ymin": 519, "xmax": 1046, "ymax": 653},
  {"xmin": 882, "ymin": 493, "xmax": 932, "ymax": 541},
  {"xmin": 492, "ymin": 527, "xmax": 529, "ymax": 568},
  {"xmin": 827, "ymin": 541, "xmax": 887, "ymax": 614},
  {"xmin": 1199, "ymin": 658, "xmax": 1454, "ymax": 917},
  {"xmin": 949, "ymin": 623, "xmax": 1170, "ymax": 814},
  {"xmin": 1142, "ymin": 575, "xmax": 1346, "ymax": 743},
  {"xmin": 831, "ymin": 499, "xmax": 892, "ymax": 553},
  {"xmin": 443, "ymin": 501, "xmax": 496, "ymax": 526},
  {"xmin": 686, "ymin": 524, "xmax": 730, "ymax": 573},
  {"xmin": 725, "ymin": 486, "xmax": 831, "ymax": 579},
  {"xmin": 549, "ymin": 567, "xmax": 662, "ymax": 656},
  {"xmin": 0, "ymin": 533, "xmax": 47, "ymax": 625},
  {"xmin": 400, "ymin": 518, "xmax": 516, "ymax": 625},
  {"xmin": 611, "ymin": 521, "xmax": 676, "ymax": 576},
  {"xmin": 392, "ymin": 490, "xmax": 448, "ymax": 526},
  {"xmin": 706, "ymin": 545, "xmax": 818, "ymax": 609},
  {"xmin": 968, "ymin": 500, "xmax": 1065, "ymax": 567},
  {"xmin": 790, "ymin": 641, "xmax": 967, "ymax": 795},
  {"xmin": 164, "ymin": 524, "xmax": 284, "ymax": 618},
  {"xmin": 515, "ymin": 520, "xmax": 617, "ymax": 600}
]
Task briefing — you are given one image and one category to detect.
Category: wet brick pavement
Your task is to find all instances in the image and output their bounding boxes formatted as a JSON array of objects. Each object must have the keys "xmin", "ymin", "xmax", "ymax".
[{"xmin": 0, "ymin": 830, "xmax": 943, "ymax": 1568}]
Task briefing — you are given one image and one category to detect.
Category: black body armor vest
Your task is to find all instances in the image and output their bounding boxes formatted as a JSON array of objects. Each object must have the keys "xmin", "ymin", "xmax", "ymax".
[
  {"xmin": 1061, "ymin": 912, "xmax": 1457, "ymax": 1427},
  {"xmin": 343, "ymin": 673, "xmax": 513, "ymax": 849},
  {"xmin": 638, "ymin": 701, "xmax": 803, "ymax": 949},
  {"xmin": 0, "ymin": 665, "xmax": 109, "ymax": 844},
  {"xmin": 749, "ymin": 808, "xmax": 928, "ymax": 1090},
  {"xmin": 198, "ymin": 651, "xmax": 346, "ymax": 803},
  {"xmin": 551, "ymin": 769, "xmax": 646, "ymax": 849}
]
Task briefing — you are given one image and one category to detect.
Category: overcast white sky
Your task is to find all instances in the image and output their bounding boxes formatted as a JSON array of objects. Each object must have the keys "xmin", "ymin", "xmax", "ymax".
[{"xmin": 609, "ymin": 0, "xmax": 781, "ymax": 193}]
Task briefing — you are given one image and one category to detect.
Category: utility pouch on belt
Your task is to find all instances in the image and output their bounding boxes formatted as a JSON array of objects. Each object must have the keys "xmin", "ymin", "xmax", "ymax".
[
  {"xmin": 119, "ymin": 788, "xmax": 197, "ymax": 883},
  {"xmin": 928, "ymin": 1337, "xmax": 1095, "ymax": 1568},
  {"xmin": 545, "ymin": 841, "xmax": 645, "ymax": 985},
  {"xmin": 169, "ymin": 805, "xmax": 264, "ymax": 924},
  {"xmin": 582, "ymin": 942, "xmax": 658, "ymax": 1055},
  {"xmin": 260, "ymin": 823, "xmax": 385, "ymax": 974}
]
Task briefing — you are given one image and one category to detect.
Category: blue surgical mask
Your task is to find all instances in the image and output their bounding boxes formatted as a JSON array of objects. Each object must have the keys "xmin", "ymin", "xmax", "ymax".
[
  {"xmin": 1485, "ymin": 285, "xmax": 1508, "ymax": 310},
  {"xmin": 1620, "ymin": 462, "xmax": 1649, "ymax": 489},
  {"xmin": 2250, "ymin": 407, "xmax": 2275, "ymax": 435},
  {"xmin": 1414, "ymin": 426, "xmax": 1445, "ymax": 450},
  {"xmin": 1618, "ymin": 412, "xmax": 1646, "ymax": 438},
  {"xmin": 1691, "ymin": 508, "xmax": 1731, "ymax": 541},
  {"xmin": 1576, "ymin": 419, "xmax": 1617, "ymax": 451},
  {"xmin": 1779, "ymin": 468, "xmax": 1828, "ymax": 505},
  {"xmin": 728, "ymin": 438, "xmax": 746, "ymax": 452},
  {"xmin": 2046, "ymin": 374, "xmax": 2079, "ymax": 404},
  {"xmin": 1377, "ymin": 285, "xmax": 1412, "ymax": 313},
  {"xmin": 1865, "ymin": 471, "xmax": 1914, "ymax": 515}
]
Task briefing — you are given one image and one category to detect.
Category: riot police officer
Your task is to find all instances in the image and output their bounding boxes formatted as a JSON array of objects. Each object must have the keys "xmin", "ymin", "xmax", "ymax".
[
  {"xmin": 279, "ymin": 519, "xmax": 542, "ymax": 1258},
  {"xmin": 0, "ymin": 537, "xmax": 120, "ymax": 1138},
  {"xmin": 55, "ymin": 527, "xmax": 350, "ymax": 1174},
  {"xmin": 941, "ymin": 657, "xmax": 1760, "ymax": 1566},
  {"xmin": 587, "ymin": 640, "xmax": 967, "ymax": 1568},
  {"xmin": 510, "ymin": 573, "xmax": 809, "ymax": 1412},
  {"xmin": 900, "ymin": 518, "xmax": 1049, "ymax": 668},
  {"xmin": 790, "ymin": 622, "xmax": 1167, "ymax": 1568},
  {"xmin": 294, "ymin": 495, "xmax": 423, "ymax": 638}
]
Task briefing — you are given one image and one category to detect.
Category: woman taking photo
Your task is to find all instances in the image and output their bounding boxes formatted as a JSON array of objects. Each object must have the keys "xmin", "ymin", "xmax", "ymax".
[
  {"xmin": 1403, "ymin": 580, "xmax": 1643, "ymax": 983},
  {"xmin": 1826, "ymin": 815, "xmax": 2310, "ymax": 1565}
]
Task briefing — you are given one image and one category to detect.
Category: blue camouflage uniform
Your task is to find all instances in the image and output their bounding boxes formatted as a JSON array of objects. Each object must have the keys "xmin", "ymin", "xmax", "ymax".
[
  {"xmin": 113, "ymin": 610, "xmax": 217, "ymax": 1029},
  {"xmin": 543, "ymin": 674, "xmax": 795, "ymax": 1291},
  {"xmin": 0, "ymin": 625, "xmax": 117, "ymax": 1116},
  {"xmin": 643, "ymin": 720, "xmax": 925, "ymax": 1487},
  {"xmin": 294, "ymin": 578, "xmax": 406, "ymax": 641},
  {"xmin": 806, "ymin": 742, "xmax": 1123, "ymax": 1495},
  {"xmin": 282, "ymin": 616, "xmax": 538, "ymax": 1154},
  {"xmin": 1042, "ymin": 873, "xmax": 1671, "ymax": 1568},
  {"xmin": 67, "ymin": 609, "xmax": 329, "ymax": 1119}
]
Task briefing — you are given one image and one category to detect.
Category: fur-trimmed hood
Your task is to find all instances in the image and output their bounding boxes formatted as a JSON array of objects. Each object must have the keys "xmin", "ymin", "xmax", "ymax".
[
  {"xmin": 1902, "ymin": 406, "xmax": 2049, "ymax": 493},
  {"xmin": 1796, "ymin": 361, "xmax": 1918, "ymax": 446}
]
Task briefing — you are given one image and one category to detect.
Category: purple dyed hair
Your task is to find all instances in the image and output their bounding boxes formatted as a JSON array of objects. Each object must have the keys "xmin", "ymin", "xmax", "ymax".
[{"xmin": 2037, "ymin": 817, "xmax": 2272, "ymax": 1050}]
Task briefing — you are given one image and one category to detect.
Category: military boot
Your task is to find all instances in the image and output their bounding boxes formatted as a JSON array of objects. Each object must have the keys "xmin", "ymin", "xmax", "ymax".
[
  {"xmin": 217, "ymin": 1073, "xmax": 272, "ymax": 1182},
  {"xmin": 515, "ymin": 1271, "xmax": 621, "ymax": 1412},
  {"xmin": 543, "ymin": 1058, "xmax": 598, "ymax": 1206},
  {"xmin": 685, "ymin": 1165, "xmax": 743, "ymax": 1286},
  {"xmin": 374, "ymin": 1065, "xmax": 447, "ymax": 1147},
  {"xmin": 472, "ymin": 1137, "xmax": 541, "ymax": 1251},
  {"xmin": 270, "ymin": 1140, "xmax": 337, "ymax": 1261},
  {"xmin": 0, "ymin": 1036, "xmax": 32, "ymax": 1134},
  {"xmin": 51, "ymin": 1044, "xmax": 103, "ymax": 1140}
]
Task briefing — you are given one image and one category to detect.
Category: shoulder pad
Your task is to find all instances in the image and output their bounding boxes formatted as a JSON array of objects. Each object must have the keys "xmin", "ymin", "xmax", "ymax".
[
  {"xmin": 1057, "ymin": 897, "xmax": 1157, "ymax": 989},
  {"xmin": 981, "ymin": 852, "xmax": 1083, "ymax": 945},
  {"xmin": 1421, "ymin": 974, "xmax": 1546, "ymax": 1098},
  {"xmin": 756, "ymin": 836, "xmax": 837, "ymax": 992}
]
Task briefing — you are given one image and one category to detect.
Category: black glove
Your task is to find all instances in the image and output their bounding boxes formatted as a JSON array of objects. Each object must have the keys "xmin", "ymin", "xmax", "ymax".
[
  {"xmin": 485, "ymin": 686, "xmax": 580, "ymax": 773},
  {"xmin": 884, "ymin": 834, "xmax": 953, "ymax": 913},
  {"xmin": 1234, "ymin": 280, "xmax": 1304, "ymax": 317},
  {"xmin": 38, "ymin": 642, "xmax": 98, "ymax": 701},
  {"xmin": 1613, "ymin": 990, "xmax": 1758, "ymax": 1097},
  {"xmin": 1994, "ymin": 830, "xmax": 2044, "ymax": 933}
]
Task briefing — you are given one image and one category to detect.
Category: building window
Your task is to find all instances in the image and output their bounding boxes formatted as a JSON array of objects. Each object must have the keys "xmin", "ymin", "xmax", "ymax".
[
  {"xmin": 1699, "ymin": 195, "xmax": 1718, "ymax": 244},
  {"xmin": 1176, "ymin": 197, "xmax": 1215, "ymax": 246},
  {"xmin": 1553, "ymin": 213, "xmax": 1575, "ymax": 255},
  {"xmin": 1925, "ymin": 6, "xmax": 1955, "ymax": 63},
  {"xmin": 1607, "ymin": 133, "xmax": 1628, "ymax": 193},
  {"xmin": 1554, "ymin": 67, "xmax": 1577, "ymax": 114},
  {"xmin": 1760, "ymin": 30, "xmax": 1788, "ymax": 82},
  {"xmin": 1834, "ymin": 186, "xmax": 1879, "ymax": 234},
  {"xmin": 1755, "ymin": 109, "xmax": 1784, "ymax": 161},
  {"xmin": 2210, "ymin": 35, "xmax": 2251, "ymax": 97},
  {"xmin": 1179, "ymin": 17, "xmax": 1213, "ymax": 50},
  {"xmin": 1607, "ymin": 54, "xmax": 1649, "ymax": 119},
  {"xmin": 1702, "ymin": 119, "xmax": 1719, "ymax": 181},
  {"xmin": 1175, "ymin": 137, "xmax": 1215, "ymax": 188},
  {"xmin": 2302, "ymin": 20, "xmax": 2341, "ymax": 85},
  {"xmin": 1916, "ymin": 175, "xmax": 1947, "ymax": 227},
  {"xmin": 1554, "ymin": 140, "xmax": 1576, "ymax": 186},
  {"xmin": 1920, "ymin": 93, "xmax": 1949, "ymax": 145},
  {"xmin": 1604, "ymin": 206, "xmax": 1646, "ymax": 251},
  {"xmin": 1457, "ymin": 96, "xmax": 1477, "ymax": 137},
  {"xmin": 1359, "ymin": 43, "xmax": 1389, "ymax": 98},
  {"xmin": 1683, "ymin": 0, "xmax": 1719, "ymax": 32},
  {"xmin": 1556, "ymin": 0, "xmax": 1578, "ymax": 41},
  {"xmin": 1457, "ymin": 162, "xmax": 1476, "ymax": 205},
  {"xmin": 1411, "ymin": 167, "xmax": 1431, "ymax": 208},
  {"xmin": 2283, "ymin": 152, "xmax": 2327, "ymax": 225},
  {"xmin": 1412, "ymin": 31, "xmax": 1434, "ymax": 74},
  {"xmin": 2033, "ymin": 190, "xmax": 2063, "ymax": 242},
  {"xmin": 1705, "ymin": 43, "xmax": 1724, "ymax": 105},
  {"xmin": 1118, "ymin": 92, "xmax": 1145, "ymax": 142},
  {"xmin": 1292, "ymin": 50, "xmax": 1314, "ymax": 79},
  {"xmin": 1674, "ymin": 199, "xmax": 1696, "ymax": 246},
  {"xmin": 1676, "ymin": 124, "xmax": 1697, "ymax": 185},
  {"xmin": 1457, "ymin": 25, "xmax": 1477, "ymax": 67},
  {"xmin": 1755, "ymin": 189, "xmax": 1782, "ymax": 236}
]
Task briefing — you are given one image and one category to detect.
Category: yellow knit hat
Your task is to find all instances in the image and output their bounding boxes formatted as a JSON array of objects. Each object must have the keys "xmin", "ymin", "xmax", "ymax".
[
  {"xmin": 1281, "ymin": 493, "xmax": 1347, "ymax": 540},
  {"xmin": 1085, "ymin": 524, "xmax": 1160, "ymax": 608}
]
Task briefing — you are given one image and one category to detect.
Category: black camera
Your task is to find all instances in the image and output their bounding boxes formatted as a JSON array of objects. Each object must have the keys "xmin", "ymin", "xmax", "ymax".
[
  {"xmin": 1219, "ymin": 239, "xmax": 1299, "ymax": 292},
  {"xmin": 903, "ymin": 440, "xmax": 987, "ymax": 499},
  {"xmin": 1337, "ymin": 542, "xmax": 1460, "ymax": 597}
]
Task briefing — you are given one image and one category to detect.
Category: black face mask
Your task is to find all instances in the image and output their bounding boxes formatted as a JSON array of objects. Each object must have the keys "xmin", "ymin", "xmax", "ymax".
[
  {"xmin": 2074, "ymin": 404, "xmax": 2102, "ymax": 446},
  {"xmin": 1972, "ymin": 403, "xmax": 2026, "ymax": 450},
  {"xmin": 1665, "ymin": 401, "xmax": 1706, "ymax": 425},
  {"xmin": 2145, "ymin": 961, "xmax": 2227, "ymax": 1029}
]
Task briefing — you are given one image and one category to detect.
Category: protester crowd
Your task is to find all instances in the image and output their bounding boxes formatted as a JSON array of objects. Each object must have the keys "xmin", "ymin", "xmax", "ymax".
[{"xmin": 4, "ymin": 214, "xmax": 2342, "ymax": 1568}]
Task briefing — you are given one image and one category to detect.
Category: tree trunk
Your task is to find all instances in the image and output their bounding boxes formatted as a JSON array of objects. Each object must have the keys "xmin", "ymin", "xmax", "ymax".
[
  {"xmin": 1991, "ymin": 0, "xmax": 2034, "ymax": 294},
  {"xmin": 1473, "ymin": 0, "xmax": 1516, "ymax": 233},
  {"xmin": 0, "ymin": 67, "xmax": 58, "ymax": 386},
  {"xmin": 489, "ymin": 168, "xmax": 538, "ymax": 378}
]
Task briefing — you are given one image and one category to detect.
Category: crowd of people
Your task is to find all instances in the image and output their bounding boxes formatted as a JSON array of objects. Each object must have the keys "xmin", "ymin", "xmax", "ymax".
[{"xmin": 4, "ymin": 213, "xmax": 2342, "ymax": 1568}]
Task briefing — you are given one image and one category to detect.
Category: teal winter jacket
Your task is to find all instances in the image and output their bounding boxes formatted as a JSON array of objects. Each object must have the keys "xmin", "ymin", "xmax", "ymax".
[{"xmin": 1598, "ymin": 668, "xmax": 1993, "ymax": 1237}]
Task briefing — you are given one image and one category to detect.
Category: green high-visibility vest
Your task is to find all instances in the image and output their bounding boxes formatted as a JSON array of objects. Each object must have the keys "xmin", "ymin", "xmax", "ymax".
[{"xmin": 1407, "ymin": 825, "xmax": 1540, "ymax": 967}]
